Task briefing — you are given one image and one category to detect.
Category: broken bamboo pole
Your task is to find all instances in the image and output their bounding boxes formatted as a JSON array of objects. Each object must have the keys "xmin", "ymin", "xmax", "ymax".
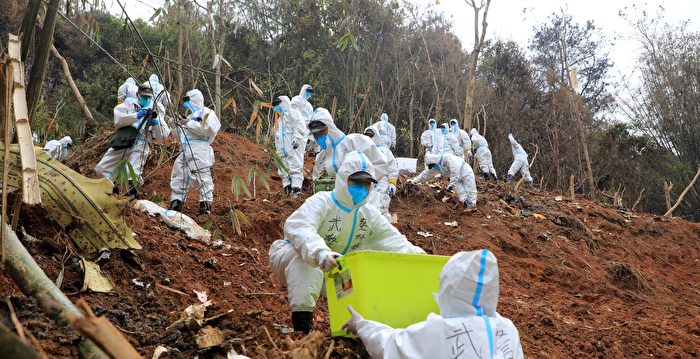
[
  {"xmin": 49, "ymin": 45, "xmax": 94, "ymax": 131},
  {"xmin": 631, "ymin": 188, "xmax": 645, "ymax": 212},
  {"xmin": 663, "ymin": 181, "xmax": 673, "ymax": 212},
  {"xmin": 0, "ymin": 323, "xmax": 39, "ymax": 359},
  {"xmin": 570, "ymin": 175, "xmax": 575, "ymax": 200},
  {"xmin": 7, "ymin": 34, "xmax": 41, "ymax": 205},
  {"xmin": 2, "ymin": 53, "xmax": 12, "ymax": 263},
  {"xmin": 2, "ymin": 224, "xmax": 108, "ymax": 359},
  {"xmin": 664, "ymin": 168, "xmax": 700, "ymax": 217}
]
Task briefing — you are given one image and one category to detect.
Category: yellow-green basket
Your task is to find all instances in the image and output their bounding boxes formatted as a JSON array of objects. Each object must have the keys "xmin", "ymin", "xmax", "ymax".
[{"xmin": 324, "ymin": 250, "xmax": 450, "ymax": 337}]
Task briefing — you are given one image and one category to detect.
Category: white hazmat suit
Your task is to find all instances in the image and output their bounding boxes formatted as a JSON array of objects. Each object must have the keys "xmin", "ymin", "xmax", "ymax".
[
  {"xmin": 420, "ymin": 118, "xmax": 438, "ymax": 154},
  {"xmin": 148, "ymin": 74, "xmax": 171, "ymax": 107},
  {"xmin": 365, "ymin": 124, "xmax": 399, "ymax": 220},
  {"xmin": 95, "ymin": 94, "xmax": 170, "ymax": 184},
  {"xmin": 291, "ymin": 84, "xmax": 317, "ymax": 154},
  {"xmin": 274, "ymin": 96, "xmax": 307, "ymax": 192},
  {"xmin": 170, "ymin": 89, "xmax": 221, "ymax": 206},
  {"xmin": 449, "ymin": 119, "xmax": 472, "ymax": 159},
  {"xmin": 373, "ymin": 113, "xmax": 397, "ymax": 150},
  {"xmin": 410, "ymin": 153, "xmax": 477, "ymax": 206},
  {"xmin": 346, "ymin": 249, "xmax": 524, "ymax": 359},
  {"xmin": 310, "ymin": 108, "xmax": 389, "ymax": 181},
  {"xmin": 269, "ymin": 152, "xmax": 424, "ymax": 315},
  {"xmin": 507, "ymin": 134, "xmax": 532, "ymax": 185},
  {"xmin": 43, "ymin": 136, "xmax": 73, "ymax": 161},
  {"xmin": 117, "ymin": 77, "xmax": 138, "ymax": 104},
  {"xmin": 471, "ymin": 128, "xmax": 497, "ymax": 180}
]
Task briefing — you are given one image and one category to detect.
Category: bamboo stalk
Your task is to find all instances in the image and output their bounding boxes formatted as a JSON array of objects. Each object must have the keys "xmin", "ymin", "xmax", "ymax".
[
  {"xmin": 2, "ymin": 224, "xmax": 108, "ymax": 359},
  {"xmin": 7, "ymin": 34, "xmax": 41, "ymax": 205},
  {"xmin": 664, "ymin": 168, "xmax": 700, "ymax": 217},
  {"xmin": 570, "ymin": 175, "xmax": 575, "ymax": 200},
  {"xmin": 631, "ymin": 188, "xmax": 645, "ymax": 212},
  {"xmin": 49, "ymin": 45, "xmax": 94, "ymax": 129},
  {"xmin": 2, "ymin": 53, "xmax": 12, "ymax": 263}
]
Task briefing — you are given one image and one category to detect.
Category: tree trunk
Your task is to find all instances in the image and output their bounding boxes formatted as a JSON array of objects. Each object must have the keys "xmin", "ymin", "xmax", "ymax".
[
  {"xmin": 175, "ymin": 0, "xmax": 185, "ymax": 104},
  {"xmin": 19, "ymin": 0, "xmax": 41, "ymax": 62},
  {"xmin": 50, "ymin": 45, "xmax": 94, "ymax": 135},
  {"xmin": 26, "ymin": 0, "xmax": 60, "ymax": 122},
  {"xmin": 461, "ymin": 0, "xmax": 492, "ymax": 131},
  {"xmin": 2, "ymin": 224, "xmax": 109, "ymax": 359}
]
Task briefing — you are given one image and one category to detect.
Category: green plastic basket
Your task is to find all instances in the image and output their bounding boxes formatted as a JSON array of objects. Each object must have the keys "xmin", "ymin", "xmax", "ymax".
[{"xmin": 324, "ymin": 250, "xmax": 450, "ymax": 337}]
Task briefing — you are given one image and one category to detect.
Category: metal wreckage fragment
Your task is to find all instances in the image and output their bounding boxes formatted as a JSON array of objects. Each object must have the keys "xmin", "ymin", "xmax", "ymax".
[{"xmin": 0, "ymin": 145, "xmax": 139, "ymax": 253}]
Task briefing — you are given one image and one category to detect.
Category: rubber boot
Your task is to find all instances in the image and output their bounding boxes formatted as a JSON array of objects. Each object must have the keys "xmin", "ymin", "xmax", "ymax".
[
  {"xmin": 127, "ymin": 180, "xmax": 139, "ymax": 199},
  {"xmin": 284, "ymin": 185, "xmax": 291, "ymax": 196},
  {"xmin": 199, "ymin": 201, "xmax": 212, "ymax": 215},
  {"xmin": 482, "ymin": 172, "xmax": 489, "ymax": 181},
  {"xmin": 506, "ymin": 174, "xmax": 515, "ymax": 184},
  {"xmin": 291, "ymin": 311, "xmax": 314, "ymax": 334},
  {"xmin": 170, "ymin": 199, "xmax": 182, "ymax": 212},
  {"xmin": 291, "ymin": 187, "xmax": 302, "ymax": 198}
]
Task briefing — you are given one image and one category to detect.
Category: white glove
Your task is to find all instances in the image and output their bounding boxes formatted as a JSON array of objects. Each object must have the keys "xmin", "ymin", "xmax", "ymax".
[
  {"xmin": 388, "ymin": 183, "xmax": 397, "ymax": 195},
  {"xmin": 341, "ymin": 305, "xmax": 364, "ymax": 335},
  {"xmin": 318, "ymin": 250, "xmax": 342, "ymax": 272}
]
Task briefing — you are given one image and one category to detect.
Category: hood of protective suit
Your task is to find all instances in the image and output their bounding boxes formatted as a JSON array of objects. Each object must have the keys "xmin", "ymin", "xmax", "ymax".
[
  {"xmin": 450, "ymin": 119, "xmax": 460, "ymax": 132},
  {"xmin": 380, "ymin": 113, "xmax": 389, "ymax": 123},
  {"xmin": 186, "ymin": 89, "xmax": 205, "ymax": 111},
  {"xmin": 278, "ymin": 95, "xmax": 292, "ymax": 111},
  {"xmin": 364, "ymin": 124, "xmax": 384, "ymax": 146},
  {"xmin": 470, "ymin": 128, "xmax": 479, "ymax": 136},
  {"xmin": 424, "ymin": 153, "xmax": 441, "ymax": 166},
  {"xmin": 332, "ymin": 151, "xmax": 376, "ymax": 210},
  {"xmin": 428, "ymin": 118, "xmax": 436, "ymax": 128},
  {"xmin": 149, "ymin": 74, "xmax": 159, "ymax": 85},
  {"xmin": 434, "ymin": 249, "xmax": 499, "ymax": 318},
  {"xmin": 125, "ymin": 77, "xmax": 136, "ymax": 86},
  {"xmin": 299, "ymin": 84, "xmax": 312, "ymax": 97},
  {"xmin": 311, "ymin": 107, "xmax": 345, "ymax": 147},
  {"xmin": 59, "ymin": 136, "xmax": 73, "ymax": 145}
]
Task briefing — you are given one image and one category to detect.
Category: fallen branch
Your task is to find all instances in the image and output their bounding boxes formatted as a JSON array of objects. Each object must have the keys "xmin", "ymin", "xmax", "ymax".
[
  {"xmin": 664, "ymin": 168, "xmax": 700, "ymax": 217},
  {"xmin": 0, "ymin": 323, "xmax": 39, "ymax": 359},
  {"xmin": 663, "ymin": 181, "xmax": 674, "ymax": 212},
  {"xmin": 2, "ymin": 224, "xmax": 108, "ymax": 359},
  {"xmin": 49, "ymin": 45, "xmax": 94, "ymax": 130},
  {"xmin": 631, "ymin": 188, "xmax": 645, "ymax": 212},
  {"xmin": 64, "ymin": 299, "xmax": 142, "ymax": 359},
  {"xmin": 263, "ymin": 326, "xmax": 278, "ymax": 351},
  {"xmin": 5, "ymin": 297, "xmax": 26, "ymax": 343}
]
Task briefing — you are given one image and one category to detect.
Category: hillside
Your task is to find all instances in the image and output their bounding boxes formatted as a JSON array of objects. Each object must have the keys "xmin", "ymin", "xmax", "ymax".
[{"xmin": 1, "ymin": 133, "xmax": 699, "ymax": 358}]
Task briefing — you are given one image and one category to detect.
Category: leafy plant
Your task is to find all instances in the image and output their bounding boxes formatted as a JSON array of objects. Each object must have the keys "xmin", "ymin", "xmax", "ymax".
[
  {"xmin": 247, "ymin": 165, "xmax": 270, "ymax": 198},
  {"xmin": 113, "ymin": 159, "xmax": 137, "ymax": 193},
  {"xmin": 230, "ymin": 175, "xmax": 251, "ymax": 201},
  {"xmin": 230, "ymin": 208, "xmax": 249, "ymax": 236},
  {"xmin": 270, "ymin": 151, "xmax": 288, "ymax": 174}
]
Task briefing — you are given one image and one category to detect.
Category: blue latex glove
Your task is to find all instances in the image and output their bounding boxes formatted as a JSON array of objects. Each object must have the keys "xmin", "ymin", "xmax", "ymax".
[
  {"xmin": 137, "ymin": 108, "xmax": 149, "ymax": 119},
  {"xmin": 390, "ymin": 145, "xmax": 396, "ymax": 152},
  {"xmin": 149, "ymin": 118, "xmax": 159, "ymax": 126},
  {"xmin": 193, "ymin": 116, "xmax": 203, "ymax": 122}
]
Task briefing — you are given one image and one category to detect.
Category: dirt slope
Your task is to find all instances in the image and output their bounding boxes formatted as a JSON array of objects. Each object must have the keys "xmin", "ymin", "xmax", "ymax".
[{"xmin": 2, "ymin": 133, "xmax": 699, "ymax": 358}]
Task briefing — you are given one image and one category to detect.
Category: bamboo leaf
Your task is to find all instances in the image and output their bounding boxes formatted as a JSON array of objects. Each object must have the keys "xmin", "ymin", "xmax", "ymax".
[
  {"xmin": 271, "ymin": 151, "xmax": 288, "ymax": 174},
  {"xmin": 249, "ymin": 79, "xmax": 264, "ymax": 97},
  {"xmin": 149, "ymin": 8, "xmax": 162, "ymax": 22},
  {"xmin": 230, "ymin": 175, "xmax": 252, "ymax": 201},
  {"xmin": 256, "ymin": 167, "xmax": 270, "ymax": 190}
]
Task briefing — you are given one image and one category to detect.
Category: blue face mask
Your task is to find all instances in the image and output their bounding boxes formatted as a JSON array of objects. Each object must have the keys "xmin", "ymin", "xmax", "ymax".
[
  {"xmin": 274, "ymin": 104, "xmax": 282, "ymax": 112},
  {"xmin": 305, "ymin": 91, "xmax": 312, "ymax": 100},
  {"xmin": 441, "ymin": 127, "xmax": 446, "ymax": 134},
  {"xmin": 315, "ymin": 134, "xmax": 328, "ymax": 150},
  {"xmin": 139, "ymin": 96, "xmax": 152, "ymax": 107},
  {"xmin": 429, "ymin": 122, "xmax": 436, "ymax": 129},
  {"xmin": 348, "ymin": 183, "xmax": 370, "ymax": 206},
  {"xmin": 184, "ymin": 101, "xmax": 198, "ymax": 113}
]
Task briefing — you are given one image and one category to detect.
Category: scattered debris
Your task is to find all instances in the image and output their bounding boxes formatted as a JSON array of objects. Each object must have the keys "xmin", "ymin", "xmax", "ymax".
[
  {"xmin": 151, "ymin": 345, "xmax": 173, "ymax": 359},
  {"xmin": 554, "ymin": 196, "xmax": 563, "ymax": 202},
  {"xmin": 195, "ymin": 326, "xmax": 224, "ymax": 349},
  {"xmin": 134, "ymin": 200, "xmax": 211, "ymax": 244},
  {"xmin": 441, "ymin": 196, "xmax": 450, "ymax": 202},
  {"xmin": 280, "ymin": 330, "xmax": 325, "ymax": 359},
  {"xmin": 193, "ymin": 290, "xmax": 208, "ymax": 304},
  {"xmin": 227, "ymin": 349, "xmax": 251, "ymax": 359},
  {"xmin": 521, "ymin": 209, "xmax": 534, "ymax": 217},
  {"xmin": 223, "ymin": 281, "xmax": 232, "ymax": 287},
  {"xmin": 167, "ymin": 301, "xmax": 213, "ymax": 330},
  {"xmin": 390, "ymin": 213, "xmax": 398, "ymax": 224},
  {"xmin": 131, "ymin": 278, "xmax": 146, "ymax": 288},
  {"xmin": 417, "ymin": 231, "xmax": 433, "ymax": 238},
  {"xmin": 79, "ymin": 257, "xmax": 115, "ymax": 293},
  {"xmin": 533, "ymin": 213, "xmax": 546, "ymax": 220},
  {"xmin": 95, "ymin": 248, "xmax": 111, "ymax": 263},
  {"xmin": 444, "ymin": 221, "xmax": 458, "ymax": 227}
]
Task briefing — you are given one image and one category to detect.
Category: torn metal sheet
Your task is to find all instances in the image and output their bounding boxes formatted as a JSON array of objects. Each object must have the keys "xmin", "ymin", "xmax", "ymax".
[
  {"xmin": 80, "ymin": 257, "xmax": 115, "ymax": 293},
  {"xmin": 0, "ymin": 146, "xmax": 139, "ymax": 253}
]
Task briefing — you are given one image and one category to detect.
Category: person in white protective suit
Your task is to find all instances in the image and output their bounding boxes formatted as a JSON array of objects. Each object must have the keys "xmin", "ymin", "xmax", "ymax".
[
  {"xmin": 307, "ymin": 107, "xmax": 389, "ymax": 182},
  {"xmin": 342, "ymin": 249, "xmax": 524, "ymax": 359},
  {"xmin": 117, "ymin": 77, "xmax": 138, "ymax": 104},
  {"xmin": 507, "ymin": 133, "xmax": 533, "ymax": 186},
  {"xmin": 449, "ymin": 119, "xmax": 472, "ymax": 160},
  {"xmin": 169, "ymin": 89, "xmax": 221, "ymax": 215},
  {"xmin": 96, "ymin": 84, "xmax": 171, "ymax": 198},
  {"xmin": 364, "ymin": 125, "xmax": 399, "ymax": 220},
  {"xmin": 291, "ymin": 84, "xmax": 318, "ymax": 155},
  {"xmin": 268, "ymin": 151, "xmax": 425, "ymax": 334},
  {"xmin": 408, "ymin": 153, "xmax": 477, "ymax": 207},
  {"xmin": 148, "ymin": 74, "xmax": 171, "ymax": 107},
  {"xmin": 471, "ymin": 128, "xmax": 497, "ymax": 181},
  {"xmin": 43, "ymin": 136, "xmax": 73, "ymax": 161},
  {"xmin": 272, "ymin": 95, "xmax": 307, "ymax": 196},
  {"xmin": 373, "ymin": 113, "xmax": 397, "ymax": 151},
  {"xmin": 420, "ymin": 118, "xmax": 438, "ymax": 155}
]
